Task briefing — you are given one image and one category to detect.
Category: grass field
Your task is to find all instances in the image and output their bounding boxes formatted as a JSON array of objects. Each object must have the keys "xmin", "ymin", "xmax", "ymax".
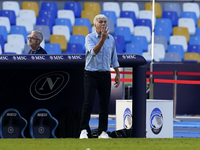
[{"xmin": 0, "ymin": 138, "xmax": 200, "ymax": 150}]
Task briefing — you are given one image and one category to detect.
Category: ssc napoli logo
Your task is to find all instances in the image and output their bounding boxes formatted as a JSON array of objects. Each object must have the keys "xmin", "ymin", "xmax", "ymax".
[
  {"xmin": 150, "ymin": 108, "xmax": 163, "ymax": 134},
  {"xmin": 123, "ymin": 108, "xmax": 132, "ymax": 129}
]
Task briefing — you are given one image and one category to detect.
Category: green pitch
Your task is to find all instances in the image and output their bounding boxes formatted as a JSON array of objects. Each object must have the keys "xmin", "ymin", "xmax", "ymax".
[{"xmin": 0, "ymin": 138, "xmax": 199, "ymax": 150}]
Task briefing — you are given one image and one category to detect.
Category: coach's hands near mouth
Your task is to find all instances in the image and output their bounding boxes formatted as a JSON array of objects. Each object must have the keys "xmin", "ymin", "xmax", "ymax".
[{"xmin": 101, "ymin": 26, "xmax": 110, "ymax": 41}]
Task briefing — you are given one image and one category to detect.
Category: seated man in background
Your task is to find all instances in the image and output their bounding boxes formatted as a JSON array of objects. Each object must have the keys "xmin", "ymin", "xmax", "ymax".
[{"xmin": 28, "ymin": 30, "xmax": 47, "ymax": 54}]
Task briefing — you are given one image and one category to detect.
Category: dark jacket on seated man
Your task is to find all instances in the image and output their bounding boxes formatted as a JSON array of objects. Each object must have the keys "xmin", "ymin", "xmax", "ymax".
[{"xmin": 28, "ymin": 46, "xmax": 47, "ymax": 54}]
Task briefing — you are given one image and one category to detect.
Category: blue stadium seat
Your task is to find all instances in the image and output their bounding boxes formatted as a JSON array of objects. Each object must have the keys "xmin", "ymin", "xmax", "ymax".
[
  {"xmin": 187, "ymin": 45, "xmax": 200, "ymax": 54},
  {"xmin": 55, "ymin": 18, "xmax": 72, "ymax": 34},
  {"xmin": 100, "ymin": 11, "xmax": 117, "ymax": 26},
  {"xmin": 34, "ymin": 25, "xmax": 50, "ymax": 43},
  {"xmin": 0, "ymin": 109, "xmax": 27, "ymax": 138},
  {"xmin": 113, "ymin": 35, "xmax": 126, "ymax": 52},
  {"xmin": 155, "ymin": 27, "xmax": 170, "ymax": 43},
  {"xmin": 154, "ymin": 36, "xmax": 168, "ymax": 51},
  {"xmin": 181, "ymin": 11, "xmax": 197, "ymax": 26},
  {"xmin": 0, "ymin": 35, "xmax": 5, "ymax": 51},
  {"xmin": 189, "ymin": 36, "xmax": 200, "ymax": 45},
  {"xmin": 30, "ymin": 109, "xmax": 58, "ymax": 138},
  {"xmin": 115, "ymin": 43, "xmax": 124, "ymax": 54},
  {"xmin": 164, "ymin": 3, "xmax": 181, "ymax": 17},
  {"xmin": 45, "ymin": 43, "xmax": 62, "ymax": 54},
  {"xmin": 0, "ymin": 26, "xmax": 7, "ymax": 42},
  {"xmin": 36, "ymin": 17, "xmax": 53, "ymax": 33},
  {"xmin": 41, "ymin": 1, "xmax": 57, "ymax": 18},
  {"xmin": 125, "ymin": 43, "xmax": 143, "ymax": 55},
  {"xmin": 10, "ymin": 25, "xmax": 27, "ymax": 42},
  {"xmin": 69, "ymin": 35, "xmax": 85, "ymax": 51},
  {"xmin": 131, "ymin": 36, "xmax": 148, "ymax": 52},
  {"xmin": 0, "ymin": 10, "xmax": 16, "ymax": 25},
  {"xmin": 167, "ymin": 44, "xmax": 185, "ymax": 60},
  {"xmin": 114, "ymin": 27, "xmax": 131, "ymax": 43},
  {"xmin": 162, "ymin": 11, "xmax": 178, "ymax": 26},
  {"xmin": 64, "ymin": 2, "xmax": 81, "ymax": 18},
  {"xmin": 38, "ymin": 10, "xmax": 56, "ymax": 25},
  {"xmin": 74, "ymin": 18, "xmax": 91, "ymax": 33},
  {"xmin": 155, "ymin": 18, "xmax": 172, "ymax": 35},
  {"xmin": 162, "ymin": 52, "xmax": 182, "ymax": 62},
  {"xmin": 195, "ymin": 27, "xmax": 200, "ymax": 36},
  {"xmin": 136, "ymin": 19, "xmax": 152, "ymax": 32},
  {"xmin": 66, "ymin": 43, "xmax": 84, "ymax": 54},
  {"xmin": 120, "ymin": 11, "xmax": 136, "ymax": 25},
  {"xmin": 107, "ymin": 19, "xmax": 115, "ymax": 35}
]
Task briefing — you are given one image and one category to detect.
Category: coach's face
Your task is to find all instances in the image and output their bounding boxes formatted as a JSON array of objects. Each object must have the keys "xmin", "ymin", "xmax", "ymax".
[
  {"xmin": 28, "ymin": 32, "xmax": 40, "ymax": 47},
  {"xmin": 95, "ymin": 18, "xmax": 107, "ymax": 35}
]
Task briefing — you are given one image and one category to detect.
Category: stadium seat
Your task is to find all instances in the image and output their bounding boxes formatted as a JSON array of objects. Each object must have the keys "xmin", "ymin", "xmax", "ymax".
[
  {"xmin": 116, "ymin": 18, "xmax": 134, "ymax": 35},
  {"xmin": 45, "ymin": 43, "xmax": 62, "ymax": 54},
  {"xmin": 4, "ymin": 43, "xmax": 22, "ymax": 54},
  {"xmin": 7, "ymin": 34, "xmax": 25, "ymax": 53},
  {"xmin": 74, "ymin": 18, "xmax": 91, "ymax": 33},
  {"xmin": 0, "ymin": 109, "xmax": 27, "ymax": 138},
  {"xmin": 69, "ymin": 35, "xmax": 85, "ymax": 51},
  {"xmin": 195, "ymin": 27, "xmax": 200, "ymax": 36},
  {"xmin": 148, "ymin": 44, "xmax": 165, "ymax": 61},
  {"xmin": 10, "ymin": 26, "xmax": 27, "ymax": 42},
  {"xmin": 125, "ymin": 43, "xmax": 143, "ymax": 55},
  {"xmin": 72, "ymin": 26, "xmax": 89, "ymax": 37},
  {"xmin": 154, "ymin": 36, "xmax": 168, "ymax": 51},
  {"xmin": 19, "ymin": 10, "xmax": 36, "ymax": 25},
  {"xmin": 41, "ymin": 1, "xmax": 58, "ymax": 18},
  {"xmin": 115, "ymin": 43, "xmax": 124, "ymax": 54},
  {"xmin": 189, "ymin": 36, "xmax": 200, "ymax": 45},
  {"xmin": 0, "ymin": 25, "xmax": 8, "ymax": 42},
  {"xmin": 0, "ymin": 17, "xmax": 10, "ymax": 33},
  {"xmin": 162, "ymin": 11, "xmax": 178, "ymax": 27},
  {"xmin": 50, "ymin": 35, "xmax": 67, "ymax": 52},
  {"xmin": 16, "ymin": 17, "xmax": 33, "ymax": 34},
  {"xmin": 120, "ymin": 11, "xmax": 137, "ymax": 25},
  {"xmin": 142, "ymin": 52, "xmax": 153, "ymax": 62},
  {"xmin": 81, "ymin": 10, "xmax": 96, "ymax": 26},
  {"xmin": 2, "ymin": 1, "xmax": 20, "ymax": 17},
  {"xmin": 164, "ymin": 3, "xmax": 181, "ymax": 17},
  {"xmin": 187, "ymin": 45, "xmax": 200, "ymax": 54},
  {"xmin": 173, "ymin": 27, "xmax": 190, "ymax": 43},
  {"xmin": 114, "ymin": 27, "xmax": 131, "ymax": 43},
  {"xmin": 167, "ymin": 45, "xmax": 185, "ymax": 60},
  {"xmin": 55, "ymin": 18, "xmax": 72, "ymax": 34},
  {"xmin": 183, "ymin": 3, "xmax": 200, "ymax": 18},
  {"xmin": 155, "ymin": 27, "xmax": 171, "ymax": 43},
  {"xmin": 131, "ymin": 36, "xmax": 148, "ymax": 52},
  {"xmin": 34, "ymin": 25, "xmax": 50, "ymax": 43},
  {"xmin": 107, "ymin": 19, "xmax": 115, "ymax": 35},
  {"xmin": 66, "ymin": 43, "xmax": 85, "ymax": 54},
  {"xmin": 178, "ymin": 18, "xmax": 196, "ymax": 36},
  {"xmin": 52, "ymin": 25, "xmax": 70, "ymax": 42},
  {"xmin": 122, "ymin": 2, "xmax": 139, "ymax": 18},
  {"xmin": 136, "ymin": 19, "xmax": 152, "ymax": 32},
  {"xmin": 64, "ymin": 2, "xmax": 81, "ymax": 18},
  {"xmin": 0, "ymin": 45, "xmax": 2, "ymax": 54},
  {"xmin": 22, "ymin": 1, "xmax": 39, "ymax": 17},
  {"xmin": 0, "ymin": 35, "xmax": 5, "ymax": 52},
  {"xmin": 181, "ymin": 11, "xmax": 197, "ymax": 26},
  {"xmin": 139, "ymin": 10, "xmax": 156, "ymax": 27},
  {"xmin": 36, "ymin": 17, "xmax": 53, "ymax": 33},
  {"xmin": 57, "ymin": 10, "xmax": 75, "ymax": 26},
  {"xmin": 134, "ymin": 26, "xmax": 151, "ymax": 43},
  {"xmin": 103, "ymin": 2, "xmax": 120, "ymax": 18},
  {"xmin": 29, "ymin": 109, "xmax": 58, "ymax": 138},
  {"xmin": 162, "ymin": 52, "xmax": 182, "ymax": 62},
  {"xmin": 0, "ymin": 10, "xmax": 16, "ymax": 25},
  {"xmin": 170, "ymin": 35, "xmax": 188, "ymax": 52},
  {"xmin": 113, "ymin": 35, "xmax": 126, "ymax": 52},
  {"xmin": 38, "ymin": 10, "xmax": 56, "ymax": 25},
  {"xmin": 100, "ymin": 11, "xmax": 117, "ymax": 26},
  {"xmin": 40, "ymin": 39, "xmax": 45, "ymax": 49},
  {"xmin": 184, "ymin": 52, "xmax": 200, "ymax": 62},
  {"xmin": 155, "ymin": 18, "xmax": 173, "ymax": 35},
  {"xmin": 84, "ymin": 2, "xmax": 101, "ymax": 16},
  {"xmin": 145, "ymin": 2, "xmax": 162, "ymax": 18}
]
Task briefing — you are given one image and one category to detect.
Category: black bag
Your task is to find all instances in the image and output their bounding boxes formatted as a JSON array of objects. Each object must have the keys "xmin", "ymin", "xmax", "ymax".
[{"xmin": 108, "ymin": 129, "xmax": 133, "ymax": 138}]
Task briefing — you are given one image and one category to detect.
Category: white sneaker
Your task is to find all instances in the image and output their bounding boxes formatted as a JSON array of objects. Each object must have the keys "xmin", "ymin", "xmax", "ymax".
[
  {"xmin": 98, "ymin": 131, "xmax": 111, "ymax": 139},
  {"xmin": 79, "ymin": 129, "xmax": 88, "ymax": 139}
]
